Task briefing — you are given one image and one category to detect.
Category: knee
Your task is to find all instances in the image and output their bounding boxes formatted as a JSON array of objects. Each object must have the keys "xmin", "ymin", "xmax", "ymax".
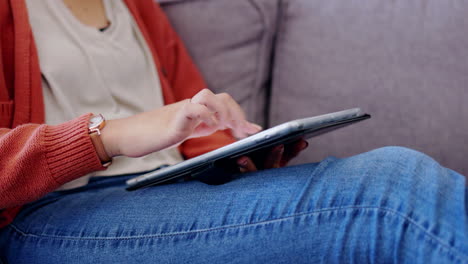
[
  {"xmin": 346, "ymin": 146, "xmax": 442, "ymax": 185},
  {"xmin": 367, "ymin": 146, "xmax": 433, "ymax": 165}
]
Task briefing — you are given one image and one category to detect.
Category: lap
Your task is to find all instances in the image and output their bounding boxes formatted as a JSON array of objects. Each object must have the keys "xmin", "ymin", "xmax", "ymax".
[{"xmin": 1, "ymin": 147, "xmax": 466, "ymax": 263}]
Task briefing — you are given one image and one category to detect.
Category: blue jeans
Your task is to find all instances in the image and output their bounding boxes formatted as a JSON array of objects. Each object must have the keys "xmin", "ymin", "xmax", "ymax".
[{"xmin": 0, "ymin": 147, "xmax": 467, "ymax": 263}]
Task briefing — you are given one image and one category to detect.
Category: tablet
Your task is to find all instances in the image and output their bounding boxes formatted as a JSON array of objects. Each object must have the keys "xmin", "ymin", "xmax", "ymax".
[{"xmin": 126, "ymin": 108, "xmax": 371, "ymax": 190}]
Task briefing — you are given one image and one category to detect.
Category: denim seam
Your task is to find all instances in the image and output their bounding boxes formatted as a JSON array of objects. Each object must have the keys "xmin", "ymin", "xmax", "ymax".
[{"xmin": 9, "ymin": 205, "xmax": 467, "ymax": 262}]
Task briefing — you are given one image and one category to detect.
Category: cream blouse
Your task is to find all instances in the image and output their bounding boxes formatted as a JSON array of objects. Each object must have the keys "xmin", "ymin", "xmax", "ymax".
[{"xmin": 26, "ymin": 0, "xmax": 184, "ymax": 190}]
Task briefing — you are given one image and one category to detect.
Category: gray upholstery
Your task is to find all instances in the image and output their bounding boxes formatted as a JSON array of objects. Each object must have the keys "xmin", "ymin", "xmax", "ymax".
[
  {"xmin": 159, "ymin": 0, "xmax": 468, "ymax": 175},
  {"xmin": 159, "ymin": 0, "xmax": 279, "ymax": 126},
  {"xmin": 270, "ymin": 0, "xmax": 468, "ymax": 175}
]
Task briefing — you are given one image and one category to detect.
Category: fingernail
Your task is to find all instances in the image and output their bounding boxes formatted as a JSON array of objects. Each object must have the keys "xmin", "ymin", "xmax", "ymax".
[
  {"xmin": 238, "ymin": 158, "xmax": 248, "ymax": 167},
  {"xmin": 245, "ymin": 123, "xmax": 262, "ymax": 135},
  {"xmin": 302, "ymin": 141, "xmax": 309, "ymax": 150},
  {"xmin": 252, "ymin": 124, "xmax": 262, "ymax": 131}
]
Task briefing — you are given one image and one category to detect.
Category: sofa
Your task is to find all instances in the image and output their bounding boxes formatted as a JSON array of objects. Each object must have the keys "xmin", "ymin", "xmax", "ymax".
[{"xmin": 158, "ymin": 0, "xmax": 468, "ymax": 176}]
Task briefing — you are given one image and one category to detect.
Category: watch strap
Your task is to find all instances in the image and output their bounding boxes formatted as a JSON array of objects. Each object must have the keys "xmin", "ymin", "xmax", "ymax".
[{"xmin": 89, "ymin": 128, "xmax": 112, "ymax": 167}]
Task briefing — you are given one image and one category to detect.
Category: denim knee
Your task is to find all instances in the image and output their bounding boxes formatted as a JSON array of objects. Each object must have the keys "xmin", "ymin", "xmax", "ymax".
[
  {"xmin": 364, "ymin": 146, "xmax": 441, "ymax": 178},
  {"xmin": 367, "ymin": 146, "xmax": 434, "ymax": 166},
  {"xmin": 341, "ymin": 146, "xmax": 449, "ymax": 202}
]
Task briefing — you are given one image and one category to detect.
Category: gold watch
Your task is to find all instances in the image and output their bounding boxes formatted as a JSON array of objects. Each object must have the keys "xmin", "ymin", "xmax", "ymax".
[{"xmin": 88, "ymin": 114, "xmax": 112, "ymax": 167}]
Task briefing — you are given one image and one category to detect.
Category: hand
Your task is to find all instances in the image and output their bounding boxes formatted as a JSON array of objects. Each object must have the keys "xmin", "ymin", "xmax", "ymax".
[
  {"xmin": 100, "ymin": 89, "xmax": 262, "ymax": 158},
  {"xmin": 236, "ymin": 139, "xmax": 309, "ymax": 172}
]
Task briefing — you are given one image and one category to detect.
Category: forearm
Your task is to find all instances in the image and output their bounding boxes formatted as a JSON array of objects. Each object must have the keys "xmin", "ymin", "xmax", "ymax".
[{"xmin": 99, "ymin": 91, "xmax": 259, "ymax": 161}]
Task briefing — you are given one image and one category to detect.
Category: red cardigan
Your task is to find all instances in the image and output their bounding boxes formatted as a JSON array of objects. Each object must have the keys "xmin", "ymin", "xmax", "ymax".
[{"xmin": 0, "ymin": 0, "xmax": 235, "ymax": 228}]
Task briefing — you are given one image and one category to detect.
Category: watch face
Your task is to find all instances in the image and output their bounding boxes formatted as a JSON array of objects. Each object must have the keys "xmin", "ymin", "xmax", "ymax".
[{"xmin": 89, "ymin": 115, "xmax": 104, "ymax": 129}]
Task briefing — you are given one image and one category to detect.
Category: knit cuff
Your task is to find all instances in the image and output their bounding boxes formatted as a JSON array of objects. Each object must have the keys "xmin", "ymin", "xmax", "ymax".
[{"xmin": 42, "ymin": 114, "xmax": 105, "ymax": 185}]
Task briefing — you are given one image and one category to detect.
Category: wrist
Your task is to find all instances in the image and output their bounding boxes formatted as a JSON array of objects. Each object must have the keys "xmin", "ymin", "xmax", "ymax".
[
  {"xmin": 88, "ymin": 114, "xmax": 116, "ymax": 166},
  {"xmin": 100, "ymin": 118, "xmax": 121, "ymax": 158}
]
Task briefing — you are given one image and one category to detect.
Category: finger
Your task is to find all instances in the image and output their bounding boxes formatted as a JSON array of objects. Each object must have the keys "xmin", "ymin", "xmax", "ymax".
[
  {"xmin": 281, "ymin": 140, "xmax": 308, "ymax": 167},
  {"xmin": 237, "ymin": 156, "xmax": 258, "ymax": 172},
  {"xmin": 191, "ymin": 89, "xmax": 228, "ymax": 126},
  {"xmin": 191, "ymin": 90, "xmax": 261, "ymax": 138},
  {"xmin": 216, "ymin": 93, "xmax": 246, "ymax": 136},
  {"xmin": 264, "ymin": 144, "xmax": 284, "ymax": 169},
  {"xmin": 285, "ymin": 140, "xmax": 308, "ymax": 159},
  {"xmin": 184, "ymin": 101, "xmax": 218, "ymax": 127},
  {"xmin": 175, "ymin": 100, "xmax": 217, "ymax": 135},
  {"xmin": 216, "ymin": 93, "xmax": 262, "ymax": 138}
]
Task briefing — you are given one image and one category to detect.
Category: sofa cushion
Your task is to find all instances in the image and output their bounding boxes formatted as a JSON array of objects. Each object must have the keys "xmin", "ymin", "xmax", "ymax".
[
  {"xmin": 271, "ymin": 0, "xmax": 468, "ymax": 175},
  {"xmin": 158, "ymin": 0, "xmax": 279, "ymax": 126}
]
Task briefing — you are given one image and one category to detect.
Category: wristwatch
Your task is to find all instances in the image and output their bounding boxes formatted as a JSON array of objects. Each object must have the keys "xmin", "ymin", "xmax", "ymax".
[{"xmin": 88, "ymin": 114, "xmax": 112, "ymax": 167}]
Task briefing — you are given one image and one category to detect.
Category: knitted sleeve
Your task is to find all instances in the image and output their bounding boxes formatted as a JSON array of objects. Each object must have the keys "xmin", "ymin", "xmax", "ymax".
[{"xmin": 0, "ymin": 114, "xmax": 104, "ymax": 209}]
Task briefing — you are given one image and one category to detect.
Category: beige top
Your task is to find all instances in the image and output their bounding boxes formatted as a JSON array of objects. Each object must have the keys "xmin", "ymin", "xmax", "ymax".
[{"xmin": 26, "ymin": 0, "xmax": 184, "ymax": 190}]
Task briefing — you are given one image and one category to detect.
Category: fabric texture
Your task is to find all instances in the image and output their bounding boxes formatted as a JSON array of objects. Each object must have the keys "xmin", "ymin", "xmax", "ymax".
[
  {"xmin": 0, "ymin": 114, "xmax": 103, "ymax": 221},
  {"xmin": 159, "ymin": 0, "xmax": 279, "ymax": 126},
  {"xmin": 269, "ymin": 0, "xmax": 468, "ymax": 175},
  {"xmin": 1, "ymin": 147, "xmax": 466, "ymax": 263},
  {"xmin": 0, "ymin": 0, "xmax": 235, "ymax": 227},
  {"xmin": 26, "ymin": 0, "xmax": 184, "ymax": 190}
]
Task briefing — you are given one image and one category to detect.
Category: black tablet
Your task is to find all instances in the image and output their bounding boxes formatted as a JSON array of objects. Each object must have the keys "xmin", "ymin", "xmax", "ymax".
[{"xmin": 126, "ymin": 108, "xmax": 371, "ymax": 190}]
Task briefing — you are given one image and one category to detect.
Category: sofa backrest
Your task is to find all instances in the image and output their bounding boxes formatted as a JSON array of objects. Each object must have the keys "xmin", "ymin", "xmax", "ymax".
[
  {"xmin": 270, "ymin": 0, "xmax": 468, "ymax": 175},
  {"xmin": 159, "ymin": 0, "xmax": 279, "ymax": 127},
  {"xmin": 159, "ymin": 0, "xmax": 468, "ymax": 175}
]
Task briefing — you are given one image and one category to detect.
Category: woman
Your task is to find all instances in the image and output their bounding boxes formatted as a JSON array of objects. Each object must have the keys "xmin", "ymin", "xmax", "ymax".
[{"xmin": 0, "ymin": 0, "xmax": 466, "ymax": 263}]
